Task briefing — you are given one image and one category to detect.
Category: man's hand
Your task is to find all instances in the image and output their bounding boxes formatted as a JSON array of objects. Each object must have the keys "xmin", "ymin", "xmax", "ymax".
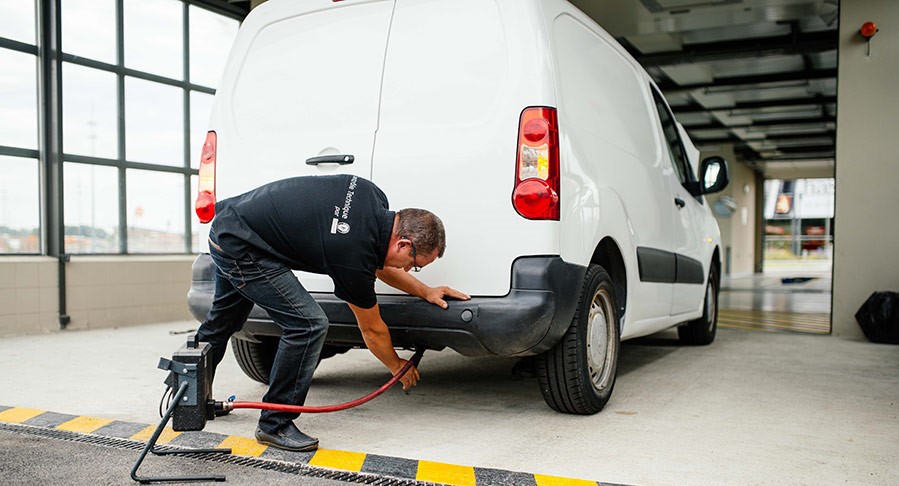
[
  {"xmin": 391, "ymin": 359, "xmax": 420, "ymax": 391},
  {"xmin": 376, "ymin": 267, "xmax": 471, "ymax": 308},
  {"xmin": 424, "ymin": 286, "xmax": 471, "ymax": 309}
]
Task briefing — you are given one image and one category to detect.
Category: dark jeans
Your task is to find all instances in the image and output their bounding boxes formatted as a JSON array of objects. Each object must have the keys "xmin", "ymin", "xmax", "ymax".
[{"xmin": 196, "ymin": 229, "xmax": 328, "ymax": 434}]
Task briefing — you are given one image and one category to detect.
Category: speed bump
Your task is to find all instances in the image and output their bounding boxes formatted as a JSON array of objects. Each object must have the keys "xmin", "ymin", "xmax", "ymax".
[
  {"xmin": 0, "ymin": 405, "xmax": 616, "ymax": 485},
  {"xmin": 0, "ymin": 407, "xmax": 43, "ymax": 424}
]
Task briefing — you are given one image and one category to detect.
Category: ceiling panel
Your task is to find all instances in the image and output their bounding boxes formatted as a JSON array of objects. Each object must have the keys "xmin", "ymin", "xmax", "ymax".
[
  {"xmin": 576, "ymin": 0, "xmax": 839, "ymax": 177},
  {"xmin": 680, "ymin": 22, "xmax": 790, "ymax": 44},
  {"xmin": 707, "ymin": 55, "xmax": 806, "ymax": 77}
]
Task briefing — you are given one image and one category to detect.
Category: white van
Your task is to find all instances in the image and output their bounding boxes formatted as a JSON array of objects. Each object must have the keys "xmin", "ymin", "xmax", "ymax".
[{"xmin": 188, "ymin": 0, "xmax": 730, "ymax": 415}]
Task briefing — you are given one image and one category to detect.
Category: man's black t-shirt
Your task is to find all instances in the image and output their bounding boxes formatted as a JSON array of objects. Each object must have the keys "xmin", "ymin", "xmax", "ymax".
[{"xmin": 211, "ymin": 175, "xmax": 394, "ymax": 309}]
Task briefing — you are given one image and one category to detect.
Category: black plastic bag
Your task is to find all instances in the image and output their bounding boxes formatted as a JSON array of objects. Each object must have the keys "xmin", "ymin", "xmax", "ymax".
[{"xmin": 855, "ymin": 291, "xmax": 899, "ymax": 344}]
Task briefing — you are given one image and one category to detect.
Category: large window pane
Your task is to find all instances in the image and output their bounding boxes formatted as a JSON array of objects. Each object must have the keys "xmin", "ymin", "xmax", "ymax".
[
  {"xmin": 125, "ymin": 76, "xmax": 183, "ymax": 165},
  {"xmin": 189, "ymin": 91, "xmax": 214, "ymax": 169},
  {"xmin": 62, "ymin": 0, "xmax": 116, "ymax": 64},
  {"xmin": 189, "ymin": 5, "xmax": 238, "ymax": 88},
  {"xmin": 0, "ymin": 49, "xmax": 38, "ymax": 149},
  {"xmin": 0, "ymin": 1, "xmax": 36, "ymax": 45},
  {"xmin": 63, "ymin": 63, "xmax": 118, "ymax": 158},
  {"xmin": 127, "ymin": 169, "xmax": 185, "ymax": 253},
  {"xmin": 64, "ymin": 163, "xmax": 119, "ymax": 253},
  {"xmin": 124, "ymin": 0, "xmax": 183, "ymax": 80},
  {"xmin": 0, "ymin": 156, "xmax": 40, "ymax": 254}
]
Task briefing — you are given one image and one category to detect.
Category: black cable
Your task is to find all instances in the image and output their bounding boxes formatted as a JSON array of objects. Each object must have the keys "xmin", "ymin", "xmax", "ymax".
[{"xmin": 158, "ymin": 385, "xmax": 173, "ymax": 418}]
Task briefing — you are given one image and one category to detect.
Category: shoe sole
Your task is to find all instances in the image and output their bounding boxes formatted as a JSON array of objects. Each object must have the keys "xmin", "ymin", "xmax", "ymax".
[{"xmin": 255, "ymin": 434, "xmax": 319, "ymax": 452}]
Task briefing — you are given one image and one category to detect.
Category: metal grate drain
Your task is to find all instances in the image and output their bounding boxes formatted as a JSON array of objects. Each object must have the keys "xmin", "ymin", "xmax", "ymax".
[{"xmin": 0, "ymin": 421, "xmax": 440, "ymax": 486}]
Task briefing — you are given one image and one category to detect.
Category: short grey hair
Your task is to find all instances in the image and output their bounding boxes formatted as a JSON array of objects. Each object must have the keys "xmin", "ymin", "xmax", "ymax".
[{"xmin": 396, "ymin": 208, "xmax": 446, "ymax": 258}]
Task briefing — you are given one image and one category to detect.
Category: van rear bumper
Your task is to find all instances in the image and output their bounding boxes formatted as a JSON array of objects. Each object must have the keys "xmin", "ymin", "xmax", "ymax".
[{"xmin": 188, "ymin": 255, "xmax": 585, "ymax": 357}]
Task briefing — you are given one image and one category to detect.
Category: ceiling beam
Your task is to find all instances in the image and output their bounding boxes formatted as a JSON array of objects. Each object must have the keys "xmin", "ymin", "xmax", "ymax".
[
  {"xmin": 626, "ymin": 30, "xmax": 837, "ymax": 67},
  {"xmin": 672, "ymin": 95, "xmax": 836, "ymax": 113},
  {"xmin": 763, "ymin": 131, "xmax": 835, "ymax": 141},
  {"xmin": 681, "ymin": 115, "xmax": 836, "ymax": 129},
  {"xmin": 659, "ymin": 68, "xmax": 837, "ymax": 93},
  {"xmin": 772, "ymin": 144, "xmax": 836, "ymax": 155},
  {"xmin": 691, "ymin": 135, "xmax": 834, "ymax": 148},
  {"xmin": 761, "ymin": 154, "xmax": 836, "ymax": 161},
  {"xmin": 190, "ymin": 0, "xmax": 250, "ymax": 19}
]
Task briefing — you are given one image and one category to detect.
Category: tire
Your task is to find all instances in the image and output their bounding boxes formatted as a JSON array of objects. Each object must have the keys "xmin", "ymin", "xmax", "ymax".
[
  {"xmin": 678, "ymin": 265, "xmax": 719, "ymax": 345},
  {"xmin": 231, "ymin": 336, "xmax": 278, "ymax": 384},
  {"xmin": 231, "ymin": 336, "xmax": 352, "ymax": 384},
  {"xmin": 537, "ymin": 264, "xmax": 620, "ymax": 415}
]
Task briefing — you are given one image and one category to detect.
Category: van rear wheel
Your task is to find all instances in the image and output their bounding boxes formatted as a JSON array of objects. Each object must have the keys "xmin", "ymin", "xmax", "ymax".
[
  {"xmin": 678, "ymin": 266, "xmax": 719, "ymax": 345},
  {"xmin": 537, "ymin": 264, "xmax": 620, "ymax": 415},
  {"xmin": 231, "ymin": 336, "xmax": 352, "ymax": 384},
  {"xmin": 231, "ymin": 336, "xmax": 277, "ymax": 384}
]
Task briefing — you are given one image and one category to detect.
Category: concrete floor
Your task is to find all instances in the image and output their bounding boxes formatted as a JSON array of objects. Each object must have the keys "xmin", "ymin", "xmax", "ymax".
[
  {"xmin": 4, "ymin": 265, "xmax": 895, "ymax": 485},
  {"xmin": 1, "ymin": 315, "xmax": 896, "ymax": 486},
  {"xmin": 720, "ymin": 268, "xmax": 833, "ymax": 315}
]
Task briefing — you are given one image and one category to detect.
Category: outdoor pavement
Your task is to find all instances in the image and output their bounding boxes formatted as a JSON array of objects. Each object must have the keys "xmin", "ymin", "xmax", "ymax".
[{"xmin": 0, "ymin": 428, "xmax": 350, "ymax": 485}]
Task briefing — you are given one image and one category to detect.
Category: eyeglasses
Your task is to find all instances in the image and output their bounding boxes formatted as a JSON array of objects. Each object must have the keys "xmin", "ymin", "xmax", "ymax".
[{"xmin": 403, "ymin": 236, "xmax": 421, "ymax": 272}]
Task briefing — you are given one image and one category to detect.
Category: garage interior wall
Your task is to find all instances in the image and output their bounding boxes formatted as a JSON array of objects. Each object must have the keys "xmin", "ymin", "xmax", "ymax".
[
  {"xmin": 832, "ymin": 0, "xmax": 899, "ymax": 338},
  {"xmin": 0, "ymin": 258, "xmax": 193, "ymax": 336}
]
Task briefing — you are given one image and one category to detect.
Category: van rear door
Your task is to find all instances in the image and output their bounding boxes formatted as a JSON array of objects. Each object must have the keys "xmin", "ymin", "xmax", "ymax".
[
  {"xmin": 372, "ymin": 0, "xmax": 558, "ymax": 297},
  {"xmin": 214, "ymin": 0, "xmax": 395, "ymax": 197},
  {"xmin": 209, "ymin": 0, "xmax": 395, "ymax": 292}
]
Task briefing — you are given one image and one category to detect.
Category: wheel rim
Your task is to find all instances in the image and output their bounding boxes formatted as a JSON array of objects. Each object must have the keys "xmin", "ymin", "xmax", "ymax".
[{"xmin": 586, "ymin": 288, "xmax": 615, "ymax": 391}]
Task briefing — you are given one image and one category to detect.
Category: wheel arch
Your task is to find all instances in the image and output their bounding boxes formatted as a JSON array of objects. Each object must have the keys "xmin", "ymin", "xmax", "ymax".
[{"xmin": 591, "ymin": 237, "xmax": 627, "ymax": 327}]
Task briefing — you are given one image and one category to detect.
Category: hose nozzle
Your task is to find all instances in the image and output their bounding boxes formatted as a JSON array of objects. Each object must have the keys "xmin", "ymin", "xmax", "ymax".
[{"xmin": 210, "ymin": 400, "xmax": 234, "ymax": 418}]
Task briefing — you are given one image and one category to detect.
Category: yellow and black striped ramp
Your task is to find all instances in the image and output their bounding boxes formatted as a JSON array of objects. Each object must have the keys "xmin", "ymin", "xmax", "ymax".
[
  {"xmin": 0, "ymin": 405, "xmax": 619, "ymax": 486},
  {"xmin": 719, "ymin": 309, "xmax": 830, "ymax": 334}
]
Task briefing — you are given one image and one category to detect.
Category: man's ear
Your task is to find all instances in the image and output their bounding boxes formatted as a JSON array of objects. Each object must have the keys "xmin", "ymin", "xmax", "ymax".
[{"xmin": 387, "ymin": 235, "xmax": 409, "ymax": 258}]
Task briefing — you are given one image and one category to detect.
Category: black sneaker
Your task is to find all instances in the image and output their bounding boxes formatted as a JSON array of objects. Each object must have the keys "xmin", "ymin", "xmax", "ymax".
[{"xmin": 255, "ymin": 423, "xmax": 319, "ymax": 452}]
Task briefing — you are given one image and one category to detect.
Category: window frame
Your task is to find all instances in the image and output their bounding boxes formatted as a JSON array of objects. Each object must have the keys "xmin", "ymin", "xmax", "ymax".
[
  {"xmin": 650, "ymin": 85, "xmax": 700, "ymax": 194},
  {"xmin": 0, "ymin": 10, "xmax": 41, "ymax": 255},
  {"xmin": 0, "ymin": 0, "xmax": 242, "ymax": 256}
]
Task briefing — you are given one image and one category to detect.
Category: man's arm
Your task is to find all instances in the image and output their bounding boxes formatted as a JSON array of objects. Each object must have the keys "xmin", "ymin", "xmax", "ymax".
[
  {"xmin": 347, "ymin": 302, "xmax": 419, "ymax": 390},
  {"xmin": 375, "ymin": 267, "xmax": 471, "ymax": 309}
]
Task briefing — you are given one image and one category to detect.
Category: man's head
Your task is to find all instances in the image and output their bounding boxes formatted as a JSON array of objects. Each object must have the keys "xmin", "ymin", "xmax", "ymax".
[{"xmin": 385, "ymin": 209, "xmax": 446, "ymax": 272}]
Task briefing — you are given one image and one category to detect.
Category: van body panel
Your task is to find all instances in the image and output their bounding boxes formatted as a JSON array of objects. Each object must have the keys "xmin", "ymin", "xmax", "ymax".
[
  {"xmin": 547, "ymin": 9, "xmax": 676, "ymax": 329},
  {"xmin": 645, "ymin": 85, "xmax": 715, "ymax": 317},
  {"xmin": 207, "ymin": 0, "xmax": 396, "ymax": 290},
  {"xmin": 372, "ymin": 0, "xmax": 559, "ymax": 296}
]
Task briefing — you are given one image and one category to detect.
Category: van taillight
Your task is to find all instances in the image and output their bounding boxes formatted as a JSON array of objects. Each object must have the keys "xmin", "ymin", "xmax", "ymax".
[
  {"xmin": 512, "ymin": 107, "xmax": 559, "ymax": 220},
  {"xmin": 195, "ymin": 131, "xmax": 217, "ymax": 223}
]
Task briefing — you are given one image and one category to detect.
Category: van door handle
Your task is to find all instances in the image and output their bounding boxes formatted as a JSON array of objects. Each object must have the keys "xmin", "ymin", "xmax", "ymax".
[
  {"xmin": 674, "ymin": 197, "xmax": 686, "ymax": 209},
  {"xmin": 306, "ymin": 154, "xmax": 354, "ymax": 165}
]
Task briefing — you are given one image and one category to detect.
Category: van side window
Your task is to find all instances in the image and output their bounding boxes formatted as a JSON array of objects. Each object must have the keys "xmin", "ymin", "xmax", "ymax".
[{"xmin": 651, "ymin": 89, "xmax": 691, "ymax": 186}]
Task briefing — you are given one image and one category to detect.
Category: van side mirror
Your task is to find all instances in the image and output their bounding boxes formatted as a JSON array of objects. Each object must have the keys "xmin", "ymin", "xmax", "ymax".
[{"xmin": 700, "ymin": 156, "xmax": 729, "ymax": 194}]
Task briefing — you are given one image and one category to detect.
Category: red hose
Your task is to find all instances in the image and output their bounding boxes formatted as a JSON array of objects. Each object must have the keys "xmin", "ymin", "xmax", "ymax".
[{"xmin": 228, "ymin": 357, "xmax": 417, "ymax": 414}]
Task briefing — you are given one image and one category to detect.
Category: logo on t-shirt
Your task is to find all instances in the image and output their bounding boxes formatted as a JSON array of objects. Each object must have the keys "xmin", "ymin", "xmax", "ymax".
[
  {"xmin": 330, "ymin": 218, "xmax": 351, "ymax": 235},
  {"xmin": 330, "ymin": 176, "xmax": 358, "ymax": 235}
]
